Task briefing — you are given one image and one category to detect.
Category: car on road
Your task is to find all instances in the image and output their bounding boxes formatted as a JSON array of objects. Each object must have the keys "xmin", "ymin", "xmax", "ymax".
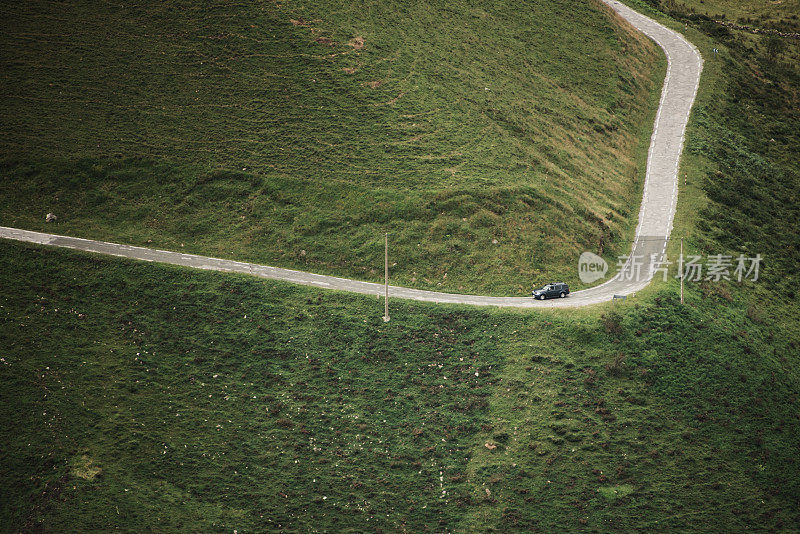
[{"xmin": 532, "ymin": 282, "xmax": 570, "ymax": 300}]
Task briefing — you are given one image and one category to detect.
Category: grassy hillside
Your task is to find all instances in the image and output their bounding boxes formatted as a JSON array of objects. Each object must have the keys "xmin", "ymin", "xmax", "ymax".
[
  {"xmin": 0, "ymin": 0, "xmax": 664, "ymax": 295},
  {"xmin": 665, "ymin": 0, "xmax": 800, "ymax": 31},
  {"xmin": 0, "ymin": 241, "xmax": 508, "ymax": 532},
  {"xmin": 2, "ymin": 0, "xmax": 799, "ymax": 532},
  {"xmin": 2, "ymin": 238, "xmax": 798, "ymax": 531},
  {"xmin": 644, "ymin": 0, "xmax": 800, "ymax": 327}
]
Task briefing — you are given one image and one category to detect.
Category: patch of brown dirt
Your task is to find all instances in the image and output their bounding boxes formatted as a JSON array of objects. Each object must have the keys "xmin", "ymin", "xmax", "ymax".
[
  {"xmin": 71, "ymin": 454, "xmax": 101, "ymax": 480},
  {"xmin": 315, "ymin": 36, "xmax": 336, "ymax": 46},
  {"xmin": 348, "ymin": 36, "xmax": 365, "ymax": 49},
  {"xmin": 365, "ymin": 80, "xmax": 383, "ymax": 89},
  {"xmin": 342, "ymin": 67, "xmax": 357, "ymax": 74},
  {"xmin": 374, "ymin": 91, "xmax": 407, "ymax": 106}
]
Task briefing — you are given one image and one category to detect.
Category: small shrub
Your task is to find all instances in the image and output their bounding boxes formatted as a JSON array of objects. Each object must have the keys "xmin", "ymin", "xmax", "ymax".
[
  {"xmin": 715, "ymin": 283, "xmax": 734, "ymax": 302},
  {"xmin": 275, "ymin": 418, "xmax": 294, "ymax": 428},
  {"xmin": 605, "ymin": 353, "xmax": 628, "ymax": 377},
  {"xmin": 601, "ymin": 311, "xmax": 623, "ymax": 335},
  {"xmin": 746, "ymin": 303, "xmax": 764, "ymax": 324},
  {"xmin": 584, "ymin": 368, "xmax": 598, "ymax": 388},
  {"xmin": 493, "ymin": 431, "xmax": 510, "ymax": 443}
]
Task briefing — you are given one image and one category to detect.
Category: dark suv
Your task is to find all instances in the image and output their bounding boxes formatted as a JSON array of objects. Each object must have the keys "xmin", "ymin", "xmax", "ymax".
[{"xmin": 532, "ymin": 282, "xmax": 570, "ymax": 300}]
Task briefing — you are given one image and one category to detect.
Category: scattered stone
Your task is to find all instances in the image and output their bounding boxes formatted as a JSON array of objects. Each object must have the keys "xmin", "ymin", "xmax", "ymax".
[
  {"xmin": 45, "ymin": 213, "xmax": 57, "ymax": 223},
  {"xmin": 491, "ymin": 238, "xmax": 498, "ymax": 244},
  {"xmin": 299, "ymin": 249, "xmax": 307, "ymax": 257},
  {"xmin": 485, "ymin": 442, "xmax": 497, "ymax": 450}
]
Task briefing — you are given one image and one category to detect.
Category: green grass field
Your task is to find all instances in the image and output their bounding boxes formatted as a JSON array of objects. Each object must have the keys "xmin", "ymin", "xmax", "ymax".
[
  {"xmin": 2, "ymin": 238, "xmax": 798, "ymax": 531},
  {"xmin": 664, "ymin": 0, "xmax": 800, "ymax": 29},
  {"xmin": 0, "ymin": 0, "xmax": 664, "ymax": 295},
  {"xmin": 2, "ymin": 0, "xmax": 800, "ymax": 531}
]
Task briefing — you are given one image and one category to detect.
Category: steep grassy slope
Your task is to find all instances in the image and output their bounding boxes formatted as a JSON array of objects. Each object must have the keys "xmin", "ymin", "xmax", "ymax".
[
  {"xmin": 458, "ymin": 292, "xmax": 800, "ymax": 531},
  {"xmin": 2, "ymin": 238, "xmax": 798, "ymax": 531},
  {"xmin": 0, "ymin": 241, "xmax": 506, "ymax": 532},
  {"xmin": 644, "ymin": 0, "xmax": 800, "ymax": 327},
  {"xmin": 665, "ymin": 0, "xmax": 800, "ymax": 30},
  {"xmin": 0, "ymin": 0, "xmax": 664, "ymax": 295},
  {"xmin": 2, "ymin": 0, "xmax": 799, "ymax": 532}
]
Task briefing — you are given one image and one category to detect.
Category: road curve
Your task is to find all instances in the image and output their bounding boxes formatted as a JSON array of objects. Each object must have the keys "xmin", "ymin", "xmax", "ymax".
[{"xmin": 0, "ymin": 0, "xmax": 702, "ymax": 308}]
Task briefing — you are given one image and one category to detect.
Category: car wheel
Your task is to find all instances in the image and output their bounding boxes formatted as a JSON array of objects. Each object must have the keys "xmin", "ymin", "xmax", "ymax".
[
  {"xmin": 539, "ymin": 294, "xmax": 546, "ymax": 300},
  {"xmin": 560, "ymin": 292, "xmax": 566, "ymax": 298}
]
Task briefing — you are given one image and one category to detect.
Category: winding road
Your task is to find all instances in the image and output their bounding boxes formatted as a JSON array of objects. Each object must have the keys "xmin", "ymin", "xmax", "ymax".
[{"xmin": 0, "ymin": 0, "xmax": 703, "ymax": 308}]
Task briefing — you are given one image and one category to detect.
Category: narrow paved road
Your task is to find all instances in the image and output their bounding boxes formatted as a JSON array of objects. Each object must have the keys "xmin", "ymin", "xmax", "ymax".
[{"xmin": 0, "ymin": 0, "xmax": 702, "ymax": 308}]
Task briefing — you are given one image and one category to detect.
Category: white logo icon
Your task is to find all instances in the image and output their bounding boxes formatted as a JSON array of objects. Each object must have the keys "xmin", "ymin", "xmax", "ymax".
[{"xmin": 579, "ymin": 252, "xmax": 608, "ymax": 283}]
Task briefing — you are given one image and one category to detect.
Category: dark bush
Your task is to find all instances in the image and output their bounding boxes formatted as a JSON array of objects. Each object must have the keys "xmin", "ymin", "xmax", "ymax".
[{"xmin": 601, "ymin": 311, "xmax": 624, "ymax": 335}]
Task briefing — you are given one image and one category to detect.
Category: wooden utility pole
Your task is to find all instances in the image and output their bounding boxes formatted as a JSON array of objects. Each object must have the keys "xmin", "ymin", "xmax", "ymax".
[
  {"xmin": 680, "ymin": 238, "xmax": 684, "ymax": 304},
  {"xmin": 383, "ymin": 232, "xmax": 390, "ymax": 322}
]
